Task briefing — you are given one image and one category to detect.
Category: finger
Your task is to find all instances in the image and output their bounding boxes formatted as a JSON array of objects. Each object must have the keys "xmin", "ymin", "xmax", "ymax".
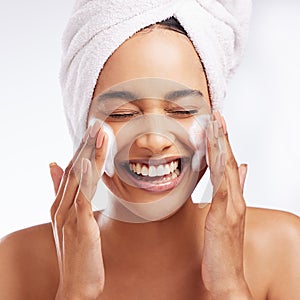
[
  {"xmin": 206, "ymin": 118, "xmax": 220, "ymax": 169},
  {"xmin": 78, "ymin": 158, "xmax": 94, "ymax": 202},
  {"xmin": 207, "ymin": 113, "xmax": 246, "ymax": 219},
  {"xmin": 238, "ymin": 164, "xmax": 248, "ymax": 193},
  {"xmin": 214, "ymin": 114, "xmax": 241, "ymax": 194},
  {"xmin": 213, "ymin": 111, "xmax": 227, "ymax": 135},
  {"xmin": 223, "ymin": 134, "xmax": 244, "ymax": 201},
  {"xmin": 206, "ymin": 114, "xmax": 240, "ymax": 209},
  {"xmin": 206, "ymin": 119, "xmax": 228, "ymax": 217},
  {"xmin": 209, "ymin": 158, "xmax": 228, "ymax": 217},
  {"xmin": 94, "ymin": 133, "xmax": 109, "ymax": 178},
  {"xmin": 206, "ymin": 118, "xmax": 226, "ymax": 189},
  {"xmin": 221, "ymin": 130, "xmax": 247, "ymax": 214},
  {"xmin": 50, "ymin": 123, "xmax": 95, "ymax": 222},
  {"xmin": 49, "ymin": 162, "xmax": 64, "ymax": 195},
  {"xmin": 50, "ymin": 126, "xmax": 92, "ymax": 222},
  {"xmin": 75, "ymin": 158, "xmax": 98, "ymax": 236},
  {"xmin": 56, "ymin": 161, "xmax": 91, "ymax": 253},
  {"xmin": 60, "ymin": 124, "xmax": 105, "ymax": 206},
  {"xmin": 73, "ymin": 133, "xmax": 108, "ymax": 202},
  {"xmin": 55, "ymin": 121, "xmax": 106, "ymax": 223}
]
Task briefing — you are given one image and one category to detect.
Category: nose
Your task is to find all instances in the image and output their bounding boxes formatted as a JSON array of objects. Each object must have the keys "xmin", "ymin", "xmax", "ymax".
[{"xmin": 135, "ymin": 132, "xmax": 175, "ymax": 154}]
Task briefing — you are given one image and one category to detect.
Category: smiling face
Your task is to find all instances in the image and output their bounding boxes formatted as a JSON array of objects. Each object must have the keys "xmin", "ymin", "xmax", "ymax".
[{"xmin": 88, "ymin": 27, "xmax": 211, "ymax": 204}]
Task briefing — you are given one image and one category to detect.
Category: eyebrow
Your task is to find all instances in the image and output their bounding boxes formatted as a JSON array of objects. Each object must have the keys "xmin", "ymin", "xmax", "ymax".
[
  {"xmin": 164, "ymin": 89, "xmax": 203, "ymax": 100},
  {"xmin": 96, "ymin": 88, "xmax": 203, "ymax": 101},
  {"xmin": 97, "ymin": 91, "xmax": 138, "ymax": 101}
]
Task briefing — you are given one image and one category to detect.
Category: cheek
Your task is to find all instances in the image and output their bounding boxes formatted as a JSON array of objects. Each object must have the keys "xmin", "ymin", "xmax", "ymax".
[
  {"xmin": 105, "ymin": 122, "xmax": 127, "ymax": 139},
  {"xmin": 175, "ymin": 118, "xmax": 195, "ymax": 130}
]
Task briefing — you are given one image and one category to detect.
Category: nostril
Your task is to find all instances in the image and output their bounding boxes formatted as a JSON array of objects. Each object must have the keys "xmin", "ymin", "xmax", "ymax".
[{"xmin": 135, "ymin": 132, "xmax": 174, "ymax": 153}]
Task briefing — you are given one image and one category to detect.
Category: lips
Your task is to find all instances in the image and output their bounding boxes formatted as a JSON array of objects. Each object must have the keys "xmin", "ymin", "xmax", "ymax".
[{"xmin": 117, "ymin": 157, "xmax": 189, "ymax": 193}]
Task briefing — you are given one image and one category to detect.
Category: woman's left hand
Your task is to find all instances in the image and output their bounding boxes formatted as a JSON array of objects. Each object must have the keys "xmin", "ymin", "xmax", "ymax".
[{"xmin": 201, "ymin": 112, "xmax": 253, "ymax": 299}]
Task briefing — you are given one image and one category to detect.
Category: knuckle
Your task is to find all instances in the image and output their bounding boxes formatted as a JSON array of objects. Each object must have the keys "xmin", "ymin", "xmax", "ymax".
[
  {"xmin": 64, "ymin": 163, "xmax": 73, "ymax": 176},
  {"xmin": 228, "ymin": 208, "xmax": 245, "ymax": 228},
  {"xmin": 68, "ymin": 167, "xmax": 76, "ymax": 179},
  {"xmin": 216, "ymin": 189, "xmax": 228, "ymax": 201},
  {"xmin": 86, "ymin": 137, "xmax": 96, "ymax": 147},
  {"xmin": 63, "ymin": 215, "xmax": 76, "ymax": 231},
  {"xmin": 65, "ymin": 160, "xmax": 79, "ymax": 175},
  {"xmin": 77, "ymin": 194, "xmax": 89, "ymax": 208},
  {"xmin": 94, "ymin": 150, "xmax": 105, "ymax": 161},
  {"xmin": 226, "ymin": 155, "xmax": 238, "ymax": 169},
  {"xmin": 227, "ymin": 213, "xmax": 241, "ymax": 228},
  {"xmin": 68, "ymin": 166, "xmax": 81, "ymax": 182},
  {"xmin": 62, "ymin": 224, "xmax": 74, "ymax": 236}
]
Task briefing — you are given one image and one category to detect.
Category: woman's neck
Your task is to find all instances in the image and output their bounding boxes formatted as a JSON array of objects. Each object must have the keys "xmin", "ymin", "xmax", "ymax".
[{"xmin": 97, "ymin": 198, "xmax": 207, "ymax": 263}]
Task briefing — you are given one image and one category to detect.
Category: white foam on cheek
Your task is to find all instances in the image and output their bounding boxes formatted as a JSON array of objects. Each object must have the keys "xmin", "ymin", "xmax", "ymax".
[
  {"xmin": 102, "ymin": 123, "xmax": 117, "ymax": 177},
  {"xmin": 88, "ymin": 118, "xmax": 117, "ymax": 177},
  {"xmin": 188, "ymin": 115, "xmax": 210, "ymax": 171}
]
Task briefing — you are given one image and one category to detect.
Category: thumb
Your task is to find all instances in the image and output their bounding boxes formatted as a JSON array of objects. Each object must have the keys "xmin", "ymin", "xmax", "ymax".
[
  {"xmin": 49, "ymin": 162, "xmax": 64, "ymax": 195},
  {"xmin": 238, "ymin": 164, "xmax": 248, "ymax": 193}
]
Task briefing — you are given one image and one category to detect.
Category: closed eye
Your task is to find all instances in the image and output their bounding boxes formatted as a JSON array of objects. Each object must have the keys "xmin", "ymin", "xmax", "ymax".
[
  {"xmin": 108, "ymin": 111, "xmax": 140, "ymax": 120},
  {"xmin": 166, "ymin": 109, "xmax": 199, "ymax": 117}
]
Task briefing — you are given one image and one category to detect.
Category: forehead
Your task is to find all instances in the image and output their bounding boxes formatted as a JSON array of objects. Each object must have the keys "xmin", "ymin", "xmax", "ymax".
[{"xmin": 94, "ymin": 28, "xmax": 209, "ymax": 100}]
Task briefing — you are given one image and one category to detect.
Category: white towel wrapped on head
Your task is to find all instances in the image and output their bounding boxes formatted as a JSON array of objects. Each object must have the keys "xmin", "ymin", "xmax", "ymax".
[{"xmin": 60, "ymin": 0, "xmax": 252, "ymax": 148}]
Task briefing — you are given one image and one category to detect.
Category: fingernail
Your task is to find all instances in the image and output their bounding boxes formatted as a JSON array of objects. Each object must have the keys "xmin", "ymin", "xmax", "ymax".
[
  {"xmin": 49, "ymin": 162, "xmax": 57, "ymax": 168},
  {"xmin": 82, "ymin": 158, "xmax": 89, "ymax": 174},
  {"xmin": 90, "ymin": 120, "xmax": 101, "ymax": 138},
  {"xmin": 96, "ymin": 129, "xmax": 105, "ymax": 148}
]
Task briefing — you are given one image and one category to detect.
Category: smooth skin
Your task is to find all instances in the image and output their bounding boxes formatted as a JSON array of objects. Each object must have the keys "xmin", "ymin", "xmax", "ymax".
[{"xmin": 1, "ymin": 27, "xmax": 300, "ymax": 300}]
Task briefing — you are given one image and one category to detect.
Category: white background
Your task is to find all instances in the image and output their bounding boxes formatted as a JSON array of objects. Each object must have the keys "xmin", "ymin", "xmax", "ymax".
[{"xmin": 0, "ymin": 0, "xmax": 299, "ymax": 238}]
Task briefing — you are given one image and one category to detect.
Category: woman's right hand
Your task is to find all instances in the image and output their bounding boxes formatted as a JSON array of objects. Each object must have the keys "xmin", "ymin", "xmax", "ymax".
[{"xmin": 49, "ymin": 120, "xmax": 107, "ymax": 300}]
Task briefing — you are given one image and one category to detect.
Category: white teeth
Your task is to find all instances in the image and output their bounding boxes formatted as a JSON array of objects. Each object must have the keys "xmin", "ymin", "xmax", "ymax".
[
  {"xmin": 169, "ymin": 161, "xmax": 174, "ymax": 173},
  {"xmin": 149, "ymin": 166, "xmax": 156, "ymax": 177},
  {"xmin": 136, "ymin": 163, "xmax": 141, "ymax": 174},
  {"xmin": 129, "ymin": 159, "xmax": 180, "ymax": 177},
  {"xmin": 174, "ymin": 160, "xmax": 178, "ymax": 169},
  {"xmin": 164, "ymin": 164, "xmax": 170, "ymax": 174},
  {"xmin": 141, "ymin": 165, "xmax": 148, "ymax": 176},
  {"xmin": 156, "ymin": 165, "xmax": 165, "ymax": 176}
]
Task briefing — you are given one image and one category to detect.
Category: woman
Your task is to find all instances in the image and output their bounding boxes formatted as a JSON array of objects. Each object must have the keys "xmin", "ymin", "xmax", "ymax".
[{"xmin": 1, "ymin": 1, "xmax": 300, "ymax": 299}]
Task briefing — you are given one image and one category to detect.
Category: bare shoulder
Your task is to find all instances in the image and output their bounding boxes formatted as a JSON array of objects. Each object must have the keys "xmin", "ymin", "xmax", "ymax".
[
  {"xmin": 0, "ymin": 223, "xmax": 58, "ymax": 300},
  {"xmin": 246, "ymin": 206, "xmax": 300, "ymax": 234},
  {"xmin": 245, "ymin": 207, "xmax": 300, "ymax": 246},
  {"xmin": 245, "ymin": 207, "xmax": 300, "ymax": 299}
]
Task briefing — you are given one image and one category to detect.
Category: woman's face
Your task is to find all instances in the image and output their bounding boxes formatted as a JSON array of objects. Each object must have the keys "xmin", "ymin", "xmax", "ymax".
[{"xmin": 88, "ymin": 27, "xmax": 210, "ymax": 203}]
